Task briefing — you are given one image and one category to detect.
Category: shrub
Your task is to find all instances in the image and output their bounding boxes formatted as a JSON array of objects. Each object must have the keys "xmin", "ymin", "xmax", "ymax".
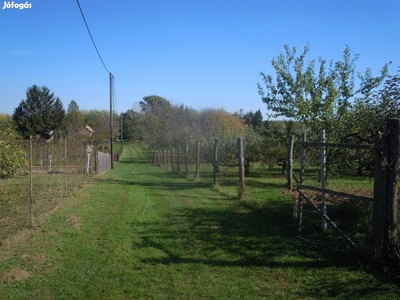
[{"xmin": 0, "ymin": 125, "xmax": 27, "ymax": 178}]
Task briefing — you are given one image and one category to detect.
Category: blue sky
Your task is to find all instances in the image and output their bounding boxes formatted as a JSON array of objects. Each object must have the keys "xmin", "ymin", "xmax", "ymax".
[{"xmin": 1, "ymin": 0, "xmax": 399, "ymax": 119}]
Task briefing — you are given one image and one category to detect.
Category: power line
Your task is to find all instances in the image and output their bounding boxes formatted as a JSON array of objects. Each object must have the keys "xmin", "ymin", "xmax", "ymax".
[{"xmin": 76, "ymin": 0, "xmax": 110, "ymax": 74}]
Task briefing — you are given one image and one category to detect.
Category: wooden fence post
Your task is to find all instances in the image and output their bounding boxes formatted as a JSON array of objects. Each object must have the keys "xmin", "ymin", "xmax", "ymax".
[
  {"xmin": 384, "ymin": 118, "xmax": 400, "ymax": 255},
  {"xmin": 287, "ymin": 135, "xmax": 294, "ymax": 190},
  {"xmin": 213, "ymin": 139, "xmax": 218, "ymax": 185},
  {"xmin": 238, "ymin": 137, "xmax": 245, "ymax": 196},
  {"xmin": 372, "ymin": 132, "xmax": 387, "ymax": 252},
  {"xmin": 296, "ymin": 133, "xmax": 306, "ymax": 236},
  {"xmin": 196, "ymin": 142, "xmax": 200, "ymax": 179}
]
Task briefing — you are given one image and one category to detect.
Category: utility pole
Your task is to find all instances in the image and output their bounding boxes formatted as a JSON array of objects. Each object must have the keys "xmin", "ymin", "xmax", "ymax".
[{"xmin": 110, "ymin": 72, "xmax": 114, "ymax": 169}]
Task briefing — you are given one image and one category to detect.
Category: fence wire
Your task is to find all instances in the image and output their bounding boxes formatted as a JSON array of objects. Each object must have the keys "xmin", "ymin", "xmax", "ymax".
[
  {"xmin": 145, "ymin": 139, "xmax": 288, "ymax": 195},
  {"xmin": 295, "ymin": 127, "xmax": 400, "ymax": 270},
  {"xmin": 0, "ymin": 137, "xmax": 96, "ymax": 240}
]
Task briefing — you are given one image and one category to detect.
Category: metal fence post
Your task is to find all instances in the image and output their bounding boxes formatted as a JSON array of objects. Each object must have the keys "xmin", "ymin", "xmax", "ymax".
[
  {"xmin": 29, "ymin": 136, "xmax": 34, "ymax": 228},
  {"xmin": 64, "ymin": 135, "xmax": 67, "ymax": 197},
  {"xmin": 321, "ymin": 129, "xmax": 327, "ymax": 233},
  {"xmin": 297, "ymin": 133, "xmax": 306, "ymax": 236},
  {"xmin": 287, "ymin": 135, "xmax": 294, "ymax": 190}
]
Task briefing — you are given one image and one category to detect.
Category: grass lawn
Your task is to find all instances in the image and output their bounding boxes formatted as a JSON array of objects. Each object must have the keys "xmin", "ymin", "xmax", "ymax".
[{"xmin": 0, "ymin": 143, "xmax": 398, "ymax": 299}]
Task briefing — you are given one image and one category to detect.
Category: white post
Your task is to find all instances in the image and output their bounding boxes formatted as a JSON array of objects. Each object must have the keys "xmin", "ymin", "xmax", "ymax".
[{"xmin": 86, "ymin": 145, "xmax": 92, "ymax": 174}]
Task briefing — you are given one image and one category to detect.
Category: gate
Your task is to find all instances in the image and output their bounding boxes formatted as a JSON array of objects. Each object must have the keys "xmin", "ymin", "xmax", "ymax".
[{"xmin": 293, "ymin": 119, "xmax": 399, "ymax": 260}]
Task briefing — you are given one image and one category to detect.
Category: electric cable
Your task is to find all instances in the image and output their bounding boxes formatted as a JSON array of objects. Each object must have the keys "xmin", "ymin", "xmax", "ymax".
[{"xmin": 76, "ymin": 0, "xmax": 110, "ymax": 74}]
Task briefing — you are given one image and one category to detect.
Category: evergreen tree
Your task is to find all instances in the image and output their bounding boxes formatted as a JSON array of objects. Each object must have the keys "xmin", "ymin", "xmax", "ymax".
[{"xmin": 13, "ymin": 85, "xmax": 65, "ymax": 138}]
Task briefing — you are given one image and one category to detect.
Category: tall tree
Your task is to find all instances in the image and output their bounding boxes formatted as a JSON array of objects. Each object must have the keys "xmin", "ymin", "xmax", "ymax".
[
  {"xmin": 65, "ymin": 100, "xmax": 84, "ymax": 135},
  {"xmin": 139, "ymin": 96, "xmax": 192, "ymax": 148},
  {"xmin": 197, "ymin": 108, "xmax": 248, "ymax": 167},
  {"xmin": 121, "ymin": 109, "xmax": 142, "ymax": 141},
  {"xmin": 257, "ymin": 44, "xmax": 389, "ymax": 140},
  {"xmin": 242, "ymin": 109, "xmax": 264, "ymax": 129},
  {"xmin": 13, "ymin": 85, "xmax": 65, "ymax": 138}
]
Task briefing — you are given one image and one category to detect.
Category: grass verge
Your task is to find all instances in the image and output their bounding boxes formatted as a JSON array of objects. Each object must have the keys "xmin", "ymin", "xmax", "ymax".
[{"xmin": 0, "ymin": 143, "xmax": 398, "ymax": 299}]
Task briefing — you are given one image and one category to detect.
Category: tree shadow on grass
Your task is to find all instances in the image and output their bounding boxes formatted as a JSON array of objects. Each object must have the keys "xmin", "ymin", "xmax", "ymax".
[
  {"xmin": 91, "ymin": 176, "xmax": 213, "ymax": 193},
  {"xmin": 117, "ymin": 158, "xmax": 148, "ymax": 164},
  {"xmin": 102, "ymin": 155, "xmax": 399, "ymax": 295},
  {"xmin": 127, "ymin": 199, "xmax": 395, "ymax": 298}
]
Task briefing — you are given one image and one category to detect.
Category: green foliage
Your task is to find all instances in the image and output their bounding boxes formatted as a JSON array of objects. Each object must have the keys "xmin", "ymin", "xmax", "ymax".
[
  {"xmin": 12, "ymin": 85, "xmax": 65, "ymax": 139},
  {"xmin": 64, "ymin": 100, "xmax": 84, "ymax": 136},
  {"xmin": 121, "ymin": 109, "xmax": 142, "ymax": 141},
  {"xmin": 243, "ymin": 126, "xmax": 264, "ymax": 175},
  {"xmin": 242, "ymin": 109, "xmax": 264, "ymax": 130},
  {"xmin": 258, "ymin": 45, "xmax": 395, "ymax": 176},
  {"xmin": 0, "ymin": 113, "xmax": 12, "ymax": 127},
  {"xmin": 82, "ymin": 109, "xmax": 119, "ymax": 142},
  {"xmin": 139, "ymin": 96, "xmax": 196, "ymax": 148},
  {"xmin": 258, "ymin": 44, "xmax": 389, "ymax": 140},
  {"xmin": 341, "ymin": 67, "xmax": 400, "ymax": 144},
  {"xmin": 0, "ymin": 125, "xmax": 27, "ymax": 178},
  {"xmin": 261, "ymin": 120, "xmax": 304, "ymax": 174},
  {"xmin": 1, "ymin": 144, "xmax": 398, "ymax": 298}
]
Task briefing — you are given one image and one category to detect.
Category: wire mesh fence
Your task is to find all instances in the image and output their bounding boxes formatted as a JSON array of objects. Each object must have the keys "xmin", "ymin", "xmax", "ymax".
[
  {"xmin": 294, "ymin": 121, "xmax": 400, "ymax": 268},
  {"xmin": 143, "ymin": 138, "xmax": 288, "ymax": 199},
  {"xmin": 294, "ymin": 131, "xmax": 375, "ymax": 257},
  {"xmin": 142, "ymin": 119, "xmax": 400, "ymax": 267},
  {"xmin": 0, "ymin": 136, "xmax": 99, "ymax": 240}
]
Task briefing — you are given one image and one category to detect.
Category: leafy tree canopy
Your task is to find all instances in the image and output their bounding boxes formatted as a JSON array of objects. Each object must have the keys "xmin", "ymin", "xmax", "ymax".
[
  {"xmin": 13, "ymin": 85, "xmax": 65, "ymax": 139},
  {"xmin": 257, "ymin": 44, "xmax": 389, "ymax": 140},
  {"xmin": 82, "ymin": 109, "xmax": 119, "ymax": 142},
  {"xmin": 140, "ymin": 95, "xmax": 172, "ymax": 113},
  {"xmin": 65, "ymin": 100, "xmax": 84, "ymax": 135}
]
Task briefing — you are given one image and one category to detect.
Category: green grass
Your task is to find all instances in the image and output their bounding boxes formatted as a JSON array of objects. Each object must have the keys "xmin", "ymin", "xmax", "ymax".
[{"xmin": 0, "ymin": 143, "xmax": 398, "ymax": 299}]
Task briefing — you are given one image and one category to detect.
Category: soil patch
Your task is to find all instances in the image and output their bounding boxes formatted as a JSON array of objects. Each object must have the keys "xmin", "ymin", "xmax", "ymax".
[
  {"xmin": 68, "ymin": 214, "xmax": 81, "ymax": 229},
  {"xmin": 0, "ymin": 268, "xmax": 31, "ymax": 283}
]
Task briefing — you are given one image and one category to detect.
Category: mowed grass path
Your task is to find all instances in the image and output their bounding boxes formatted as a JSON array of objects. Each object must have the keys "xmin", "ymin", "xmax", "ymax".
[{"xmin": 0, "ymin": 144, "xmax": 398, "ymax": 299}]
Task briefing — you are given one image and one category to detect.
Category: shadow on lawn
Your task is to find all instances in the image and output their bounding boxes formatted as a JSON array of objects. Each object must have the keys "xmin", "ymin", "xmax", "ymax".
[
  {"xmin": 111, "ymin": 154, "xmax": 398, "ymax": 294},
  {"xmin": 127, "ymin": 199, "xmax": 393, "ymax": 298},
  {"xmin": 117, "ymin": 158, "xmax": 148, "ymax": 164},
  {"xmin": 91, "ymin": 176, "xmax": 214, "ymax": 193},
  {"xmin": 132, "ymin": 200, "xmax": 352, "ymax": 268}
]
